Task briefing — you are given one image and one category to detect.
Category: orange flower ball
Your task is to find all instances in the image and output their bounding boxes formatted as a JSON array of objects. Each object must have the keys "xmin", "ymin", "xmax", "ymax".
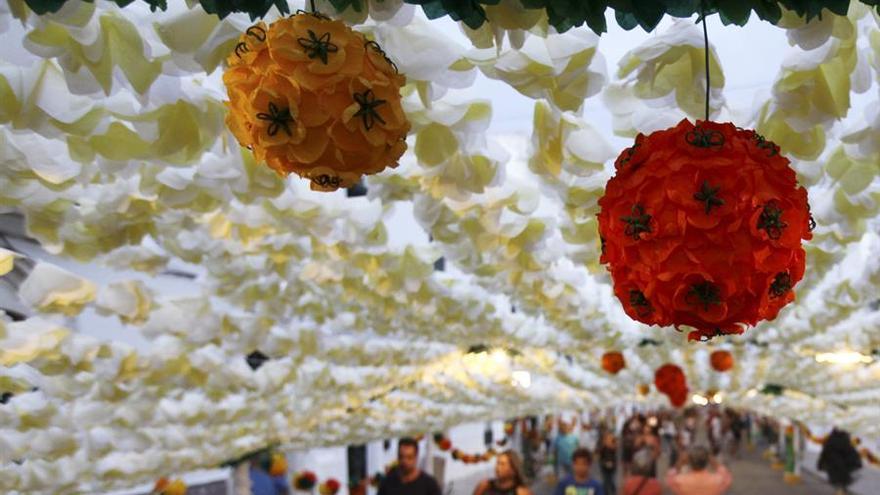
[
  {"xmin": 153, "ymin": 479, "xmax": 186, "ymax": 495},
  {"xmin": 153, "ymin": 479, "xmax": 170, "ymax": 493},
  {"xmin": 269, "ymin": 452, "xmax": 288, "ymax": 477},
  {"xmin": 598, "ymin": 120, "xmax": 812, "ymax": 341},
  {"xmin": 637, "ymin": 383, "xmax": 650, "ymax": 396},
  {"xmin": 438, "ymin": 438, "xmax": 452, "ymax": 451},
  {"xmin": 710, "ymin": 350, "xmax": 734, "ymax": 372},
  {"xmin": 224, "ymin": 12, "xmax": 410, "ymax": 191},
  {"xmin": 320, "ymin": 479, "xmax": 341, "ymax": 495},
  {"xmin": 601, "ymin": 351, "xmax": 626, "ymax": 374}
]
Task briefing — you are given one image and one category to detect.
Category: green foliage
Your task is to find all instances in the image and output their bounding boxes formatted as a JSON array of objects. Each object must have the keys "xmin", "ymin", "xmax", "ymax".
[{"xmin": 23, "ymin": 0, "xmax": 880, "ymax": 33}]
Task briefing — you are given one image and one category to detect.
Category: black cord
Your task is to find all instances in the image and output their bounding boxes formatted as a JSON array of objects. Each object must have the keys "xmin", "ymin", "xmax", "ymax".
[
  {"xmin": 701, "ymin": 1, "xmax": 710, "ymax": 121},
  {"xmin": 309, "ymin": 0, "xmax": 316, "ymax": 12}
]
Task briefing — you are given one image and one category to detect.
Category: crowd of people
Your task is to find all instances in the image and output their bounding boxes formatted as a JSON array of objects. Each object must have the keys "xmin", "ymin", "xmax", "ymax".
[
  {"xmin": 478, "ymin": 408, "xmax": 740, "ymax": 495},
  {"xmin": 246, "ymin": 409, "xmax": 866, "ymax": 495}
]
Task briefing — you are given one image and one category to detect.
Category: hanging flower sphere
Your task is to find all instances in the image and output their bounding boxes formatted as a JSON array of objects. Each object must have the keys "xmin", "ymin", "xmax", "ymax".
[
  {"xmin": 504, "ymin": 422, "xmax": 515, "ymax": 435},
  {"xmin": 293, "ymin": 471, "xmax": 318, "ymax": 491},
  {"xmin": 598, "ymin": 119, "xmax": 813, "ymax": 341},
  {"xmin": 601, "ymin": 351, "xmax": 626, "ymax": 374},
  {"xmin": 709, "ymin": 350, "xmax": 734, "ymax": 372},
  {"xmin": 152, "ymin": 479, "xmax": 186, "ymax": 495},
  {"xmin": 637, "ymin": 383, "xmax": 650, "ymax": 396},
  {"xmin": 224, "ymin": 12, "xmax": 410, "ymax": 191},
  {"xmin": 320, "ymin": 479, "xmax": 341, "ymax": 495},
  {"xmin": 654, "ymin": 363, "xmax": 688, "ymax": 407},
  {"xmin": 269, "ymin": 452, "xmax": 288, "ymax": 477}
]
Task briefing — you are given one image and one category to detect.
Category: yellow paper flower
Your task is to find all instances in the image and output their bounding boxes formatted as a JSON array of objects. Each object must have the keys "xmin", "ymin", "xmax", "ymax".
[{"xmin": 223, "ymin": 13, "xmax": 410, "ymax": 191}]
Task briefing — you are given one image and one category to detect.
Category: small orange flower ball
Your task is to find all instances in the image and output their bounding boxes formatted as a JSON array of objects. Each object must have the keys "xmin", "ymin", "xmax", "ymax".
[
  {"xmin": 710, "ymin": 350, "xmax": 734, "ymax": 372},
  {"xmin": 601, "ymin": 351, "xmax": 626, "ymax": 374},
  {"xmin": 637, "ymin": 383, "xmax": 650, "ymax": 396},
  {"xmin": 153, "ymin": 478, "xmax": 186, "ymax": 495},
  {"xmin": 269, "ymin": 452, "xmax": 288, "ymax": 477},
  {"xmin": 320, "ymin": 478, "xmax": 341, "ymax": 495},
  {"xmin": 224, "ymin": 12, "xmax": 410, "ymax": 191}
]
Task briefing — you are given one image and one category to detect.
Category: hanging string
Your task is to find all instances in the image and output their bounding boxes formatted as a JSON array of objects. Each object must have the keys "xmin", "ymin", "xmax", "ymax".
[
  {"xmin": 309, "ymin": 0, "xmax": 316, "ymax": 13},
  {"xmin": 701, "ymin": 1, "xmax": 710, "ymax": 121}
]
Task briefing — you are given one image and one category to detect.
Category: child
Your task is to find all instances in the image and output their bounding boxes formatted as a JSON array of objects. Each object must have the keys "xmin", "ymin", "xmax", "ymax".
[{"xmin": 552, "ymin": 448, "xmax": 604, "ymax": 495}]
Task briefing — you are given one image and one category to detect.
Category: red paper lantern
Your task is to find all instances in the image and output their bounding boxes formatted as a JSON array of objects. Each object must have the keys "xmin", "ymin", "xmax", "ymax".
[
  {"xmin": 601, "ymin": 351, "xmax": 626, "ymax": 374},
  {"xmin": 710, "ymin": 350, "xmax": 734, "ymax": 372},
  {"xmin": 598, "ymin": 119, "xmax": 813, "ymax": 341}
]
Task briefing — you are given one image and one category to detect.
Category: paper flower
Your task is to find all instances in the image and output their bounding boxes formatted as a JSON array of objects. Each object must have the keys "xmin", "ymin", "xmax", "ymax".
[
  {"xmin": 223, "ymin": 12, "xmax": 409, "ymax": 191},
  {"xmin": 601, "ymin": 351, "xmax": 626, "ymax": 374},
  {"xmin": 598, "ymin": 119, "xmax": 813, "ymax": 340},
  {"xmin": 18, "ymin": 263, "xmax": 96, "ymax": 316},
  {"xmin": 0, "ymin": 247, "xmax": 17, "ymax": 277},
  {"xmin": 709, "ymin": 350, "xmax": 734, "ymax": 372}
]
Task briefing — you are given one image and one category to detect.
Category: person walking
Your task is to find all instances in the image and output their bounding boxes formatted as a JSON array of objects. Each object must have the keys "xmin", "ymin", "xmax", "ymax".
[
  {"xmin": 620, "ymin": 450, "xmax": 662, "ymax": 495},
  {"xmin": 664, "ymin": 445, "xmax": 731, "ymax": 495},
  {"xmin": 553, "ymin": 419, "xmax": 580, "ymax": 479},
  {"xmin": 817, "ymin": 428, "xmax": 863, "ymax": 495},
  {"xmin": 621, "ymin": 416, "xmax": 642, "ymax": 475},
  {"xmin": 596, "ymin": 432, "xmax": 617, "ymax": 495},
  {"xmin": 635, "ymin": 425, "xmax": 660, "ymax": 478},
  {"xmin": 474, "ymin": 450, "xmax": 532, "ymax": 495},
  {"xmin": 378, "ymin": 438, "xmax": 442, "ymax": 495},
  {"xmin": 552, "ymin": 448, "xmax": 604, "ymax": 495},
  {"xmin": 248, "ymin": 451, "xmax": 278, "ymax": 495}
]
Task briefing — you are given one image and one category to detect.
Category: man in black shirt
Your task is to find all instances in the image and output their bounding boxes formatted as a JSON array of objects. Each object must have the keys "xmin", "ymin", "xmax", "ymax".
[{"xmin": 378, "ymin": 438, "xmax": 442, "ymax": 495}]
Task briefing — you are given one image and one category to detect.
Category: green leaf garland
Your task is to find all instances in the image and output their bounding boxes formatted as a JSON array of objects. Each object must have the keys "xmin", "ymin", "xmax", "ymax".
[{"xmin": 22, "ymin": 0, "xmax": 880, "ymax": 33}]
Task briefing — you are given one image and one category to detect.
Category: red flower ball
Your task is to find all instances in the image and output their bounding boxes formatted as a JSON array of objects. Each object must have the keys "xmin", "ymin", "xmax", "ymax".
[
  {"xmin": 667, "ymin": 386, "xmax": 689, "ymax": 408},
  {"xmin": 654, "ymin": 364, "xmax": 686, "ymax": 394},
  {"xmin": 601, "ymin": 351, "xmax": 626, "ymax": 374},
  {"xmin": 710, "ymin": 350, "xmax": 734, "ymax": 372},
  {"xmin": 654, "ymin": 363, "xmax": 688, "ymax": 407},
  {"xmin": 598, "ymin": 119, "xmax": 812, "ymax": 340},
  {"xmin": 293, "ymin": 471, "xmax": 317, "ymax": 491},
  {"xmin": 438, "ymin": 438, "xmax": 452, "ymax": 451}
]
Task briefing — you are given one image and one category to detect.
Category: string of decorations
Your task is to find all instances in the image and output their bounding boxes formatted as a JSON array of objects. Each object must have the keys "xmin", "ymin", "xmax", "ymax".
[
  {"xmin": 431, "ymin": 421, "xmax": 518, "ymax": 464},
  {"xmin": 292, "ymin": 470, "xmax": 341, "ymax": 495}
]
